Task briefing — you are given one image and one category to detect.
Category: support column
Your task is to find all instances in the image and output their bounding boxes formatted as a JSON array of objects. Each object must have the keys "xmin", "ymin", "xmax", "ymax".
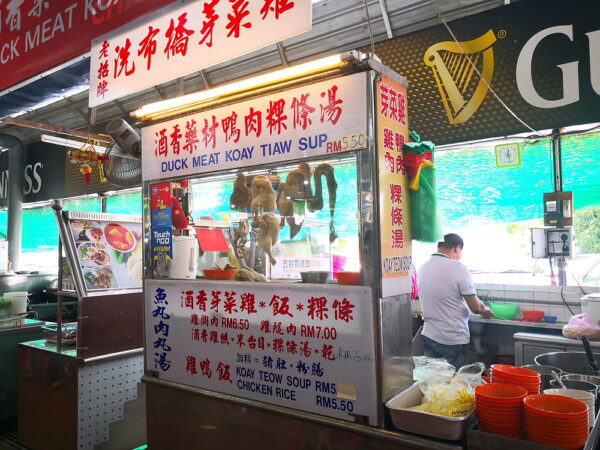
[{"xmin": 0, "ymin": 134, "xmax": 24, "ymax": 272}]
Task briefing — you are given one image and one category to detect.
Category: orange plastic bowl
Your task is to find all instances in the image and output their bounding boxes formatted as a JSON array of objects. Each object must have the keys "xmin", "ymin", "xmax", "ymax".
[
  {"xmin": 475, "ymin": 383, "xmax": 528, "ymax": 403},
  {"xmin": 524, "ymin": 394, "xmax": 588, "ymax": 418},
  {"xmin": 492, "ymin": 365, "xmax": 541, "ymax": 381},
  {"xmin": 522, "ymin": 310, "xmax": 545, "ymax": 322},
  {"xmin": 336, "ymin": 271, "xmax": 361, "ymax": 285},
  {"xmin": 203, "ymin": 269, "xmax": 236, "ymax": 280}
]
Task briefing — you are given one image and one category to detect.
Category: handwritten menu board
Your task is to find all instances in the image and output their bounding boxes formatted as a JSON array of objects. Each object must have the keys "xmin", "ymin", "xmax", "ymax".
[
  {"xmin": 145, "ymin": 279, "xmax": 378, "ymax": 425},
  {"xmin": 68, "ymin": 219, "xmax": 143, "ymax": 291}
]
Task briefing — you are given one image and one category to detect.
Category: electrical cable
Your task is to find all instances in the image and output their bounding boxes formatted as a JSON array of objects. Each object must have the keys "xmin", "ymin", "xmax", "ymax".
[{"xmin": 428, "ymin": 0, "xmax": 547, "ymax": 138}]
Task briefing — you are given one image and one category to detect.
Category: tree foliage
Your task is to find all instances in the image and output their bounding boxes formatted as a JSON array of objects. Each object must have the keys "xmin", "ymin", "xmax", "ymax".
[{"xmin": 575, "ymin": 207, "xmax": 600, "ymax": 254}]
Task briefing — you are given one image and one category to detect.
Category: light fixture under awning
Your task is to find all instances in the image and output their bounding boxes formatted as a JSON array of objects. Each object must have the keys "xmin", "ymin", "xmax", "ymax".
[{"xmin": 133, "ymin": 51, "xmax": 366, "ymax": 122}]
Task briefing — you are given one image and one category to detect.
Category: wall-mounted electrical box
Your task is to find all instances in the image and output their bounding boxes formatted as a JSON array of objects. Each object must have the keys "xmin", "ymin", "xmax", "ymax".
[
  {"xmin": 531, "ymin": 227, "xmax": 573, "ymax": 259},
  {"xmin": 543, "ymin": 191, "xmax": 573, "ymax": 227}
]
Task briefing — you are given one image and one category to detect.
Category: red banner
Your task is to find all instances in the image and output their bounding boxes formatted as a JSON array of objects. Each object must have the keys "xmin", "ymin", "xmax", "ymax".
[{"xmin": 0, "ymin": 0, "xmax": 175, "ymax": 92}]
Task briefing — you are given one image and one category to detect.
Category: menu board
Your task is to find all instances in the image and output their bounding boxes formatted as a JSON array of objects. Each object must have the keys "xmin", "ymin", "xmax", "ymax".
[
  {"xmin": 145, "ymin": 279, "xmax": 378, "ymax": 425},
  {"xmin": 68, "ymin": 218, "xmax": 143, "ymax": 291}
]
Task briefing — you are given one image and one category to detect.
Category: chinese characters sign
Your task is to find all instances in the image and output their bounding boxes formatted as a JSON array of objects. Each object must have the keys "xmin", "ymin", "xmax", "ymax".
[
  {"xmin": 141, "ymin": 72, "xmax": 368, "ymax": 181},
  {"xmin": 90, "ymin": 0, "xmax": 312, "ymax": 106},
  {"xmin": 0, "ymin": 0, "xmax": 175, "ymax": 92},
  {"xmin": 145, "ymin": 279, "xmax": 378, "ymax": 425},
  {"xmin": 377, "ymin": 75, "xmax": 412, "ymax": 298}
]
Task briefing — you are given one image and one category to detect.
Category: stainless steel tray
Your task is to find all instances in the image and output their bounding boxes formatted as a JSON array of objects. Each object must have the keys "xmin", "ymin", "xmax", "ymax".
[{"xmin": 385, "ymin": 381, "xmax": 475, "ymax": 441}]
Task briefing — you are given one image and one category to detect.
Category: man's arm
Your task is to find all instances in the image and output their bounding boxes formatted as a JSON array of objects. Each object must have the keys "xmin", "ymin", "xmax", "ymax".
[{"xmin": 464, "ymin": 295, "xmax": 493, "ymax": 319}]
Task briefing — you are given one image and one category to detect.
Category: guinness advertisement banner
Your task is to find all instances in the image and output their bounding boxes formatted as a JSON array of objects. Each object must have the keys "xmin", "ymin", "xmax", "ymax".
[
  {"xmin": 374, "ymin": 0, "xmax": 600, "ymax": 145},
  {"xmin": 0, "ymin": 142, "xmax": 65, "ymax": 207}
]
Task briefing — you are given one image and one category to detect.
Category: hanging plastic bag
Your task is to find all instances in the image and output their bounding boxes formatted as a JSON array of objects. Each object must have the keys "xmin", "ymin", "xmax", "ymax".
[
  {"xmin": 403, "ymin": 131, "xmax": 443, "ymax": 243},
  {"xmin": 563, "ymin": 313, "xmax": 600, "ymax": 340}
]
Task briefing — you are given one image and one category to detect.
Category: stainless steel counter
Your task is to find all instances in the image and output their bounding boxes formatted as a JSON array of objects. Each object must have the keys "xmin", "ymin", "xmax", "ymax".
[
  {"xmin": 19, "ymin": 340, "xmax": 143, "ymax": 365},
  {"xmin": 469, "ymin": 316, "xmax": 565, "ymax": 330}
]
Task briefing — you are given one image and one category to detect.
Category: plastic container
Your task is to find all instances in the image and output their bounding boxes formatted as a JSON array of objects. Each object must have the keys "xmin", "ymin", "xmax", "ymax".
[
  {"xmin": 335, "ymin": 271, "xmax": 360, "ymax": 285},
  {"xmin": 489, "ymin": 303, "xmax": 518, "ymax": 320},
  {"xmin": 4, "ymin": 291, "xmax": 28, "ymax": 314},
  {"xmin": 492, "ymin": 365, "xmax": 541, "ymax": 382},
  {"xmin": 524, "ymin": 394, "xmax": 588, "ymax": 418},
  {"xmin": 475, "ymin": 383, "xmax": 528, "ymax": 403},
  {"xmin": 522, "ymin": 310, "xmax": 545, "ymax": 322},
  {"xmin": 544, "ymin": 388, "xmax": 595, "ymax": 428},
  {"xmin": 543, "ymin": 315, "xmax": 558, "ymax": 323},
  {"xmin": 385, "ymin": 382, "xmax": 475, "ymax": 441},
  {"xmin": 203, "ymin": 269, "xmax": 236, "ymax": 280}
]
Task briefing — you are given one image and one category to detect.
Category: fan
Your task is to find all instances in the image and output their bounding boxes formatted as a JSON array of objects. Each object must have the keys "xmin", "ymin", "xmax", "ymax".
[{"xmin": 104, "ymin": 119, "xmax": 142, "ymax": 187}]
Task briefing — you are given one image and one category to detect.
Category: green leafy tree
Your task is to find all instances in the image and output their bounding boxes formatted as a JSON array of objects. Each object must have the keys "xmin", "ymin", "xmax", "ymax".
[{"xmin": 575, "ymin": 207, "xmax": 600, "ymax": 254}]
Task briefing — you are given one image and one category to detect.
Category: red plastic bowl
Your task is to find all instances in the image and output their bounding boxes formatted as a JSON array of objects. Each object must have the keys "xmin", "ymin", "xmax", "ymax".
[
  {"xmin": 336, "ymin": 271, "xmax": 361, "ymax": 285},
  {"xmin": 203, "ymin": 269, "xmax": 236, "ymax": 280},
  {"xmin": 522, "ymin": 310, "xmax": 545, "ymax": 322},
  {"xmin": 491, "ymin": 365, "xmax": 541, "ymax": 381},
  {"xmin": 524, "ymin": 394, "xmax": 588, "ymax": 418},
  {"xmin": 475, "ymin": 383, "xmax": 528, "ymax": 403}
]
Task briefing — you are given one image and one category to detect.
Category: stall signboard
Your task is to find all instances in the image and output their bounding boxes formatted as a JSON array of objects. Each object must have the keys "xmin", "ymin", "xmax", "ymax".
[
  {"xmin": 68, "ymin": 217, "xmax": 143, "ymax": 291},
  {"xmin": 0, "ymin": 0, "xmax": 175, "ymax": 93},
  {"xmin": 376, "ymin": 75, "xmax": 412, "ymax": 298},
  {"xmin": 146, "ymin": 279, "xmax": 378, "ymax": 425},
  {"xmin": 89, "ymin": 0, "xmax": 313, "ymax": 107},
  {"xmin": 373, "ymin": 0, "xmax": 600, "ymax": 145},
  {"xmin": 141, "ymin": 72, "xmax": 368, "ymax": 182}
]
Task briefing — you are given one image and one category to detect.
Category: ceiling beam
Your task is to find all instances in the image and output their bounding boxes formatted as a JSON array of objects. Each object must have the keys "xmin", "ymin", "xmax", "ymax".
[
  {"xmin": 0, "ymin": 117, "xmax": 113, "ymax": 144},
  {"xmin": 378, "ymin": 0, "xmax": 394, "ymax": 38}
]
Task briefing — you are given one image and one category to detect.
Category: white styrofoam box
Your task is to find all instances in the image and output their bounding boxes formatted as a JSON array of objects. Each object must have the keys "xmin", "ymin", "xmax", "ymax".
[{"xmin": 535, "ymin": 285, "xmax": 551, "ymax": 293}]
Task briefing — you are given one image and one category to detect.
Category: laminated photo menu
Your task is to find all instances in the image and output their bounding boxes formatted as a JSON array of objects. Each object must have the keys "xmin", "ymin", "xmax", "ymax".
[{"xmin": 68, "ymin": 218, "xmax": 143, "ymax": 291}]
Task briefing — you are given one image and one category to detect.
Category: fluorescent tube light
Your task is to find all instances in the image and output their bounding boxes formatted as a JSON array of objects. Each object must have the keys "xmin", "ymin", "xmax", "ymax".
[
  {"xmin": 133, "ymin": 51, "xmax": 363, "ymax": 120},
  {"xmin": 41, "ymin": 134, "xmax": 109, "ymax": 153}
]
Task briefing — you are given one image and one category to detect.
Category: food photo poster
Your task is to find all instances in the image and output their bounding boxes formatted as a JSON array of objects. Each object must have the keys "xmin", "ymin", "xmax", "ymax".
[{"xmin": 68, "ymin": 220, "xmax": 143, "ymax": 291}]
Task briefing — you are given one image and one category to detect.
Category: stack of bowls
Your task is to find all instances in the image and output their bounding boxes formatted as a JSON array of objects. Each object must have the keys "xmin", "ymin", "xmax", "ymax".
[
  {"xmin": 544, "ymin": 388, "xmax": 596, "ymax": 428},
  {"xmin": 524, "ymin": 394, "xmax": 589, "ymax": 449},
  {"xmin": 475, "ymin": 383, "xmax": 528, "ymax": 437},
  {"xmin": 491, "ymin": 365, "xmax": 541, "ymax": 394},
  {"xmin": 521, "ymin": 365, "xmax": 561, "ymax": 391}
]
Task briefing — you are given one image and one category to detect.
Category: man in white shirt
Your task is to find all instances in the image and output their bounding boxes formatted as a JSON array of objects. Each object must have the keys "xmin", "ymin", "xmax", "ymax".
[{"xmin": 417, "ymin": 233, "xmax": 493, "ymax": 368}]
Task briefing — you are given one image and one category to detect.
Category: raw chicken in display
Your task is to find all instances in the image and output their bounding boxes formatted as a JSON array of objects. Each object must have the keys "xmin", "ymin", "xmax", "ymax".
[
  {"xmin": 230, "ymin": 172, "xmax": 252, "ymax": 211},
  {"xmin": 252, "ymin": 212, "xmax": 280, "ymax": 266},
  {"xmin": 250, "ymin": 175, "xmax": 277, "ymax": 215}
]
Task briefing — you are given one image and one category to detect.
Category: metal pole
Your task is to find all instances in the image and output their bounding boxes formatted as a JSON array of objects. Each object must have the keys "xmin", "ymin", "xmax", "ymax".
[
  {"xmin": 0, "ymin": 134, "xmax": 25, "ymax": 272},
  {"xmin": 552, "ymin": 129, "xmax": 563, "ymax": 192},
  {"xmin": 52, "ymin": 200, "xmax": 64, "ymax": 353}
]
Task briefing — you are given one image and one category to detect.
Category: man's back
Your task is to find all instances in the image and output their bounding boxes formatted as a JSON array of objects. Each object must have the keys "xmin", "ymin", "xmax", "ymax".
[{"xmin": 418, "ymin": 254, "xmax": 475, "ymax": 345}]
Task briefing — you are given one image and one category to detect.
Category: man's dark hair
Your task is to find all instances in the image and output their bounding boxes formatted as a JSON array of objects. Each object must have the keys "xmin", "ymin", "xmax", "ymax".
[{"xmin": 438, "ymin": 233, "xmax": 464, "ymax": 249}]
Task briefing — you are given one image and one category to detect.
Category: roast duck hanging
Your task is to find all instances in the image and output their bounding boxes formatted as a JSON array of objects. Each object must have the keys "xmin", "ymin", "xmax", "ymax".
[{"xmin": 229, "ymin": 164, "xmax": 338, "ymax": 269}]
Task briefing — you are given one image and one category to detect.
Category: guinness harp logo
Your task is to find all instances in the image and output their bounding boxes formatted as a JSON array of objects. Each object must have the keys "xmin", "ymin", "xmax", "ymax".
[{"xmin": 424, "ymin": 30, "xmax": 497, "ymax": 124}]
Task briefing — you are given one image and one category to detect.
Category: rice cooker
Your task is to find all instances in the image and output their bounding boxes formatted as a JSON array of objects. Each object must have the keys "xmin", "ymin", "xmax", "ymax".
[{"xmin": 581, "ymin": 293, "xmax": 600, "ymax": 327}]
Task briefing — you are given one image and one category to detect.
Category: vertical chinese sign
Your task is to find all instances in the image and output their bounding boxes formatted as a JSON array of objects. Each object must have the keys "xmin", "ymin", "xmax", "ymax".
[
  {"xmin": 377, "ymin": 75, "xmax": 412, "ymax": 298},
  {"xmin": 90, "ymin": 0, "xmax": 313, "ymax": 107},
  {"xmin": 145, "ymin": 279, "xmax": 378, "ymax": 425}
]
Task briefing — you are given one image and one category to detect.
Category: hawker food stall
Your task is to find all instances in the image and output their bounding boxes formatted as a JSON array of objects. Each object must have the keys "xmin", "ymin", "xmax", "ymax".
[
  {"xmin": 138, "ymin": 52, "xmax": 436, "ymax": 448},
  {"xmin": 18, "ymin": 209, "xmax": 145, "ymax": 450}
]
